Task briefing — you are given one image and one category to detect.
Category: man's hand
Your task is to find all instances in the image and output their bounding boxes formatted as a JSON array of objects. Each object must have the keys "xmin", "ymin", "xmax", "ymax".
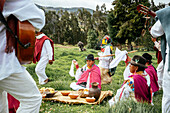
[
  {"xmin": 49, "ymin": 60, "xmax": 53, "ymax": 65},
  {"xmin": 94, "ymin": 57, "xmax": 99, "ymax": 60},
  {"xmin": 151, "ymin": 37, "xmax": 156, "ymax": 42}
]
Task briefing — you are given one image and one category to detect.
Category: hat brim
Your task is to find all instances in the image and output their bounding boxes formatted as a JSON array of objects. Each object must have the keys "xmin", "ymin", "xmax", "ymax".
[{"xmin": 130, "ymin": 60, "xmax": 147, "ymax": 68}]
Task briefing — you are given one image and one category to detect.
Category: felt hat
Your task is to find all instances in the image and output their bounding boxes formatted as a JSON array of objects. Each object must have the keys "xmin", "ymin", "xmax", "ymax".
[
  {"xmin": 130, "ymin": 55, "xmax": 147, "ymax": 68},
  {"xmin": 85, "ymin": 54, "xmax": 94, "ymax": 61},
  {"xmin": 142, "ymin": 53, "xmax": 152, "ymax": 63}
]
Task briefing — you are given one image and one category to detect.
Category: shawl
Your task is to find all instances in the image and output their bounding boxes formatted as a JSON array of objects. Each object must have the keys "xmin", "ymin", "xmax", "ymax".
[
  {"xmin": 145, "ymin": 65, "xmax": 159, "ymax": 92},
  {"xmin": 129, "ymin": 74, "xmax": 151, "ymax": 103},
  {"xmin": 76, "ymin": 64, "xmax": 101, "ymax": 89},
  {"xmin": 33, "ymin": 35, "xmax": 54, "ymax": 63}
]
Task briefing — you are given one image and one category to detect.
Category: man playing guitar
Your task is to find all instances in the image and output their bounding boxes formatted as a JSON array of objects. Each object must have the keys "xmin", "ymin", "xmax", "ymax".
[{"xmin": 0, "ymin": 0, "xmax": 45, "ymax": 113}]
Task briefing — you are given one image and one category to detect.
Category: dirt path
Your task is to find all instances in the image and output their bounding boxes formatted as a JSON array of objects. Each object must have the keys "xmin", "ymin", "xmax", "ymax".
[{"xmin": 55, "ymin": 45, "xmax": 78, "ymax": 49}]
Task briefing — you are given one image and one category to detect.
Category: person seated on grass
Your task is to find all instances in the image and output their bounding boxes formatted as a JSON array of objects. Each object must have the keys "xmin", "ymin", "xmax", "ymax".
[
  {"xmin": 109, "ymin": 55, "xmax": 152, "ymax": 107},
  {"xmin": 70, "ymin": 54, "xmax": 101, "ymax": 90},
  {"xmin": 142, "ymin": 53, "xmax": 159, "ymax": 93},
  {"xmin": 142, "ymin": 53, "xmax": 159, "ymax": 105}
]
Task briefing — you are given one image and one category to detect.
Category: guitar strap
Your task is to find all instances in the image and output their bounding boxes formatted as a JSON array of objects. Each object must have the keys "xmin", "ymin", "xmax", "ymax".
[
  {"xmin": 5, "ymin": 15, "xmax": 17, "ymax": 53},
  {"xmin": 0, "ymin": 0, "xmax": 17, "ymax": 53}
]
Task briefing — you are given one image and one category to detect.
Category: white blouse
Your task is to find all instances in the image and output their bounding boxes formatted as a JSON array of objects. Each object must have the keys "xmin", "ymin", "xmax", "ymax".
[{"xmin": 98, "ymin": 46, "xmax": 112, "ymax": 69}]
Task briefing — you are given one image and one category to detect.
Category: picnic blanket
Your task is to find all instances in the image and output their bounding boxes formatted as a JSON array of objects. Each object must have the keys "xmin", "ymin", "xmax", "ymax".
[{"xmin": 42, "ymin": 91, "xmax": 113, "ymax": 105}]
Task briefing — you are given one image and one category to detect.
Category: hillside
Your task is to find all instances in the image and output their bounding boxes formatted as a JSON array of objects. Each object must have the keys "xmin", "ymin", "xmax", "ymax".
[{"xmin": 36, "ymin": 4, "xmax": 94, "ymax": 14}]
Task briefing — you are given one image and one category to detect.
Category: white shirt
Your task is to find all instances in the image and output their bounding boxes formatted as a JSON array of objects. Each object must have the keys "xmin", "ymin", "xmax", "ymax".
[
  {"xmin": 0, "ymin": 0, "xmax": 45, "ymax": 80},
  {"xmin": 150, "ymin": 20, "xmax": 164, "ymax": 38},
  {"xmin": 98, "ymin": 46, "xmax": 112, "ymax": 69}
]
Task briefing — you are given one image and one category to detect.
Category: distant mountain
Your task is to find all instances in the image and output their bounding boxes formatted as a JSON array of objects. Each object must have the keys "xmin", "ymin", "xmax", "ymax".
[{"xmin": 36, "ymin": 4, "xmax": 94, "ymax": 14}]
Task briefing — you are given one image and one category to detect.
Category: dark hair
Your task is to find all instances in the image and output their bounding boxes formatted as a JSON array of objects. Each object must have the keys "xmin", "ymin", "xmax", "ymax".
[{"xmin": 137, "ymin": 66, "xmax": 146, "ymax": 72}]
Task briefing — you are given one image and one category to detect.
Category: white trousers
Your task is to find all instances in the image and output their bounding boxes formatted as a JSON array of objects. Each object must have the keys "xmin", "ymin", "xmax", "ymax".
[
  {"xmin": 157, "ymin": 60, "xmax": 164, "ymax": 88},
  {"xmin": 162, "ymin": 53, "xmax": 170, "ymax": 113},
  {"xmin": 0, "ymin": 70, "xmax": 42, "ymax": 113},
  {"xmin": 70, "ymin": 82, "xmax": 85, "ymax": 91},
  {"xmin": 35, "ymin": 56, "xmax": 49, "ymax": 84}
]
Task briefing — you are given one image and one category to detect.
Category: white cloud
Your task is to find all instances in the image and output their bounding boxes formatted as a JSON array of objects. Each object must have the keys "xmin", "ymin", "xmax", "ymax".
[
  {"xmin": 33, "ymin": 0, "xmax": 113, "ymax": 10},
  {"xmin": 33, "ymin": 0, "xmax": 169, "ymax": 10},
  {"xmin": 152, "ymin": 0, "xmax": 169, "ymax": 5}
]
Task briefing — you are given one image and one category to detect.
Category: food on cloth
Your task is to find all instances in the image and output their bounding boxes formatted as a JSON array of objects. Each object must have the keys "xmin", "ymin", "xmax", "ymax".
[
  {"xmin": 78, "ymin": 89, "xmax": 89, "ymax": 98},
  {"xmin": 39, "ymin": 87, "xmax": 56, "ymax": 98},
  {"xmin": 85, "ymin": 97, "xmax": 95, "ymax": 103},
  {"xmin": 68, "ymin": 94, "xmax": 79, "ymax": 99},
  {"xmin": 61, "ymin": 91, "xmax": 70, "ymax": 96}
]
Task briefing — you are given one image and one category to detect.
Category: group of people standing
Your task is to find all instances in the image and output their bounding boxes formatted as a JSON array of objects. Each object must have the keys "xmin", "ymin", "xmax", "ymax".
[{"xmin": 0, "ymin": 0, "xmax": 170, "ymax": 113}]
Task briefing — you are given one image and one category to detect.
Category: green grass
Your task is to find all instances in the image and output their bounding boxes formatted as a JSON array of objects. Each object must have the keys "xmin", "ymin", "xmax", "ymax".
[{"xmin": 25, "ymin": 45, "xmax": 162, "ymax": 113}]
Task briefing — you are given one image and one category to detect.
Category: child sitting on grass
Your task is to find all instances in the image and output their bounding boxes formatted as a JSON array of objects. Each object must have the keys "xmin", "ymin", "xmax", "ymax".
[
  {"xmin": 109, "ymin": 55, "xmax": 152, "ymax": 106},
  {"xmin": 69, "ymin": 54, "xmax": 101, "ymax": 90}
]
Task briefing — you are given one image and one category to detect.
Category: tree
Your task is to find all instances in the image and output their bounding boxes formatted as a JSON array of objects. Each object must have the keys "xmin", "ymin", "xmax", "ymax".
[
  {"xmin": 93, "ymin": 4, "xmax": 108, "ymax": 37},
  {"xmin": 86, "ymin": 29, "xmax": 98, "ymax": 49},
  {"xmin": 69, "ymin": 13, "xmax": 81, "ymax": 45},
  {"xmin": 42, "ymin": 11, "xmax": 60, "ymax": 43},
  {"xmin": 107, "ymin": 0, "xmax": 150, "ymax": 46}
]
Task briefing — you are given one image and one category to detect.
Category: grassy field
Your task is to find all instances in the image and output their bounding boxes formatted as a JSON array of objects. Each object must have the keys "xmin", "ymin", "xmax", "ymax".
[{"xmin": 25, "ymin": 45, "xmax": 162, "ymax": 113}]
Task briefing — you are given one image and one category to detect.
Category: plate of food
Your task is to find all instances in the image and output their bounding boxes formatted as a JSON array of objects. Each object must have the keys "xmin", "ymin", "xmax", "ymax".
[
  {"xmin": 40, "ymin": 87, "xmax": 57, "ymax": 98},
  {"xmin": 85, "ymin": 97, "xmax": 95, "ymax": 103},
  {"xmin": 44, "ymin": 91, "xmax": 58, "ymax": 98},
  {"xmin": 68, "ymin": 93, "xmax": 79, "ymax": 99},
  {"xmin": 61, "ymin": 91, "xmax": 70, "ymax": 96}
]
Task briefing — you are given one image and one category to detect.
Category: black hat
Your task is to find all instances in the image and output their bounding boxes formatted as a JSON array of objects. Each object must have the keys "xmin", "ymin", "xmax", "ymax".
[
  {"xmin": 130, "ymin": 55, "xmax": 147, "ymax": 68},
  {"xmin": 142, "ymin": 53, "xmax": 152, "ymax": 63},
  {"xmin": 85, "ymin": 54, "xmax": 94, "ymax": 61}
]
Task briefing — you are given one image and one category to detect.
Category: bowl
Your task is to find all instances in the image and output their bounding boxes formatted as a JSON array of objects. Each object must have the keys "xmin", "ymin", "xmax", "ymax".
[
  {"xmin": 69, "ymin": 94, "xmax": 79, "ymax": 99},
  {"xmin": 85, "ymin": 97, "xmax": 96, "ymax": 103},
  {"xmin": 44, "ymin": 91, "xmax": 58, "ymax": 98},
  {"xmin": 61, "ymin": 91, "xmax": 70, "ymax": 96}
]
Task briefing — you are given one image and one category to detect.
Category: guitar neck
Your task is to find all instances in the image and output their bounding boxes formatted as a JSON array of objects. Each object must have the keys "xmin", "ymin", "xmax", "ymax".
[
  {"xmin": 137, "ymin": 4, "xmax": 156, "ymax": 18},
  {"xmin": 147, "ymin": 10, "xmax": 156, "ymax": 17}
]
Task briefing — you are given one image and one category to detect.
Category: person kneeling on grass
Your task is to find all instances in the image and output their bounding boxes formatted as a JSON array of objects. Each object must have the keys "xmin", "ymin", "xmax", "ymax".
[
  {"xmin": 69, "ymin": 54, "xmax": 101, "ymax": 90},
  {"xmin": 109, "ymin": 55, "xmax": 152, "ymax": 107}
]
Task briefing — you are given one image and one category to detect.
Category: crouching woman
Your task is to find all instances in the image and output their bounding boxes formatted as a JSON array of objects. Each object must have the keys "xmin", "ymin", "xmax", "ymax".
[{"xmin": 109, "ymin": 55, "xmax": 152, "ymax": 106}]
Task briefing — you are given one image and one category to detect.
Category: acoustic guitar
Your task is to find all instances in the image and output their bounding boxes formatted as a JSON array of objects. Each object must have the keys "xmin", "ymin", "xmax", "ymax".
[
  {"xmin": 0, "ymin": 12, "xmax": 35, "ymax": 65},
  {"xmin": 137, "ymin": 4, "xmax": 156, "ymax": 17},
  {"xmin": 17, "ymin": 20, "xmax": 35, "ymax": 65},
  {"xmin": 137, "ymin": 4, "xmax": 156, "ymax": 36}
]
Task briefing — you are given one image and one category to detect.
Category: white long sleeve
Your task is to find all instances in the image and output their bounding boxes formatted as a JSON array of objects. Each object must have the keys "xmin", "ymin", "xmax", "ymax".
[
  {"xmin": 41, "ymin": 40, "xmax": 53, "ymax": 60},
  {"xmin": 109, "ymin": 78, "xmax": 135, "ymax": 107},
  {"xmin": 150, "ymin": 20, "xmax": 164, "ymax": 38}
]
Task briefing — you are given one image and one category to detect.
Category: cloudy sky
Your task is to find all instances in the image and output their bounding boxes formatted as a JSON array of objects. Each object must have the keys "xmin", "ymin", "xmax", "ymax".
[{"xmin": 33, "ymin": 0, "xmax": 169, "ymax": 10}]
